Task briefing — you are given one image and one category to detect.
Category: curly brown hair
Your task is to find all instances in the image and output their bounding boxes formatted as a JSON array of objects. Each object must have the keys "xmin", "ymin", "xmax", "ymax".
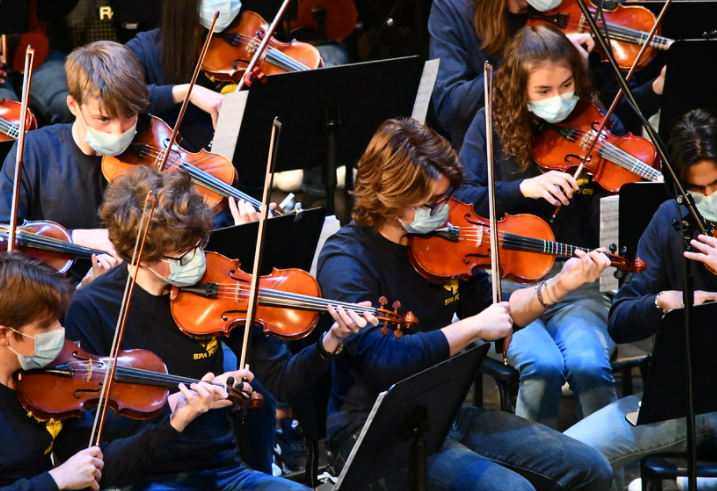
[
  {"xmin": 0, "ymin": 252, "xmax": 73, "ymax": 335},
  {"xmin": 100, "ymin": 167, "xmax": 213, "ymax": 264},
  {"xmin": 493, "ymin": 25, "xmax": 598, "ymax": 171},
  {"xmin": 352, "ymin": 118, "xmax": 463, "ymax": 231}
]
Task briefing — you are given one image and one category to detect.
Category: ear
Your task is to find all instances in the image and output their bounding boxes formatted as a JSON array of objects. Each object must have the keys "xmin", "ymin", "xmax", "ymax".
[
  {"xmin": 66, "ymin": 95, "xmax": 80, "ymax": 118},
  {"xmin": 0, "ymin": 326, "xmax": 10, "ymax": 347}
]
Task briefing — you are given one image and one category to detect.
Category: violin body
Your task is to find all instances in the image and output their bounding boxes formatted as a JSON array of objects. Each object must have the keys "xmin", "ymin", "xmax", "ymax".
[
  {"xmin": 203, "ymin": 10, "xmax": 322, "ymax": 83},
  {"xmin": 170, "ymin": 251, "xmax": 321, "ymax": 340},
  {"xmin": 533, "ymin": 101, "xmax": 661, "ymax": 193},
  {"xmin": 410, "ymin": 200, "xmax": 556, "ymax": 284},
  {"xmin": 15, "ymin": 340, "xmax": 169, "ymax": 421},
  {"xmin": 527, "ymin": 0, "xmax": 672, "ymax": 71},
  {"xmin": 0, "ymin": 98, "xmax": 37, "ymax": 141},
  {"xmin": 409, "ymin": 199, "xmax": 644, "ymax": 283},
  {"xmin": 102, "ymin": 115, "xmax": 237, "ymax": 209}
]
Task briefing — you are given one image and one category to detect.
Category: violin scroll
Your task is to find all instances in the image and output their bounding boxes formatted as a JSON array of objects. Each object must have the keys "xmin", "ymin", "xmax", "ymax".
[{"xmin": 377, "ymin": 296, "xmax": 419, "ymax": 338}]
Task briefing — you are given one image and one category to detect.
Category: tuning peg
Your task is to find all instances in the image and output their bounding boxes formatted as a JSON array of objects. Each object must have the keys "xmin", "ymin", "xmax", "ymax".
[
  {"xmin": 609, "ymin": 243, "xmax": 617, "ymax": 254},
  {"xmin": 393, "ymin": 328, "xmax": 404, "ymax": 339},
  {"xmin": 378, "ymin": 296, "xmax": 388, "ymax": 308},
  {"xmin": 392, "ymin": 300, "xmax": 401, "ymax": 311},
  {"xmin": 380, "ymin": 325, "xmax": 389, "ymax": 336}
]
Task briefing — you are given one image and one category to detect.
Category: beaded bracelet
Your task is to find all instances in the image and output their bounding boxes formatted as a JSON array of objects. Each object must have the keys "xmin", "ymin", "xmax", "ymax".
[{"xmin": 536, "ymin": 280, "xmax": 550, "ymax": 309}]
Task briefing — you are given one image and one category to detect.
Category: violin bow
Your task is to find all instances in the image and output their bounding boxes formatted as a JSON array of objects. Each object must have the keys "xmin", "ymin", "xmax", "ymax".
[
  {"xmin": 156, "ymin": 12, "xmax": 220, "ymax": 173},
  {"xmin": 484, "ymin": 62, "xmax": 508, "ymax": 364},
  {"xmin": 237, "ymin": 118, "xmax": 282, "ymax": 374},
  {"xmin": 89, "ymin": 191, "xmax": 157, "ymax": 446},
  {"xmin": 232, "ymin": 0, "xmax": 293, "ymax": 93},
  {"xmin": 8, "ymin": 46, "xmax": 35, "ymax": 252},
  {"xmin": 549, "ymin": 0, "xmax": 678, "ymax": 221}
]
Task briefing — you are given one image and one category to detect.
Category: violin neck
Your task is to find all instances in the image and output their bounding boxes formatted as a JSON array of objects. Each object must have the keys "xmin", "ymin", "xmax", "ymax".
[
  {"xmin": 0, "ymin": 227, "xmax": 106, "ymax": 258},
  {"xmin": 594, "ymin": 21, "xmax": 673, "ymax": 51},
  {"xmin": 114, "ymin": 365, "xmax": 210, "ymax": 390},
  {"xmin": 501, "ymin": 231, "xmax": 591, "ymax": 258},
  {"xmin": 0, "ymin": 118, "xmax": 19, "ymax": 139}
]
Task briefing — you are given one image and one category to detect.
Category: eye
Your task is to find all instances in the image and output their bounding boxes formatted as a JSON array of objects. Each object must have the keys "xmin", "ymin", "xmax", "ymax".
[{"xmin": 99, "ymin": 116, "xmax": 110, "ymax": 123}]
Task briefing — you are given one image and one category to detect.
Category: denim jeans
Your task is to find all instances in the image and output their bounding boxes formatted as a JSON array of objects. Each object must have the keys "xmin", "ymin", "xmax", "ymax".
[
  {"xmin": 332, "ymin": 406, "xmax": 613, "ymax": 491},
  {"xmin": 126, "ymin": 464, "xmax": 311, "ymax": 491},
  {"xmin": 503, "ymin": 267, "xmax": 616, "ymax": 429},
  {"xmin": 565, "ymin": 395, "xmax": 717, "ymax": 490}
]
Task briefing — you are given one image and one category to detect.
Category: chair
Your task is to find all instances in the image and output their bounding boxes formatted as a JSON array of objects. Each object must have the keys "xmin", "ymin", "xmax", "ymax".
[
  {"xmin": 641, "ymin": 453, "xmax": 717, "ymax": 491},
  {"xmin": 474, "ymin": 346, "xmax": 651, "ymax": 412}
]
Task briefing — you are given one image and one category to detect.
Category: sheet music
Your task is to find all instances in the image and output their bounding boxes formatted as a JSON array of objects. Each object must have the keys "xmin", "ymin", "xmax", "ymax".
[
  {"xmin": 599, "ymin": 195, "xmax": 620, "ymax": 292},
  {"xmin": 310, "ymin": 215, "xmax": 342, "ymax": 277},
  {"xmin": 211, "ymin": 90, "xmax": 249, "ymax": 160},
  {"xmin": 411, "ymin": 59, "xmax": 440, "ymax": 125}
]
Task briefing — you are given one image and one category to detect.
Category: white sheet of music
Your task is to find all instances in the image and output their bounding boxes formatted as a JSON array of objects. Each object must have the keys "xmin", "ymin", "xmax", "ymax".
[
  {"xmin": 411, "ymin": 59, "xmax": 440, "ymax": 125},
  {"xmin": 211, "ymin": 90, "xmax": 250, "ymax": 160},
  {"xmin": 310, "ymin": 215, "xmax": 342, "ymax": 277},
  {"xmin": 599, "ymin": 195, "xmax": 620, "ymax": 292}
]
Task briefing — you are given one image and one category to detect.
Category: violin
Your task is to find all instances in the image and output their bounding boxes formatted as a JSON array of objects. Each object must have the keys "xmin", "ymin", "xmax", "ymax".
[
  {"xmin": 169, "ymin": 251, "xmax": 419, "ymax": 339},
  {"xmin": 527, "ymin": 0, "xmax": 673, "ymax": 71},
  {"xmin": 0, "ymin": 220, "xmax": 107, "ymax": 274},
  {"xmin": 102, "ymin": 115, "xmax": 279, "ymax": 216},
  {"xmin": 287, "ymin": 0, "xmax": 358, "ymax": 42},
  {"xmin": 409, "ymin": 198, "xmax": 645, "ymax": 283},
  {"xmin": 532, "ymin": 101, "xmax": 661, "ymax": 194},
  {"xmin": 15, "ymin": 340, "xmax": 256, "ymax": 422},
  {"xmin": 202, "ymin": 10, "xmax": 322, "ymax": 83},
  {"xmin": 0, "ymin": 98, "xmax": 37, "ymax": 141}
]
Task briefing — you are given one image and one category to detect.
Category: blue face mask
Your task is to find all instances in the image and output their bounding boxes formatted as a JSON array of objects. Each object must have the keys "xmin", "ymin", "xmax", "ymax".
[
  {"xmin": 399, "ymin": 203, "xmax": 449, "ymax": 235},
  {"xmin": 528, "ymin": 91, "xmax": 579, "ymax": 123},
  {"xmin": 198, "ymin": 0, "xmax": 242, "ymax": 32},
  {"xmin": 526, "ymin": 0, "xmax": 563, "ymax": 12},
  {"xmin": 7, "ymin": 327, "xmax": 65, "ymax": 370}
]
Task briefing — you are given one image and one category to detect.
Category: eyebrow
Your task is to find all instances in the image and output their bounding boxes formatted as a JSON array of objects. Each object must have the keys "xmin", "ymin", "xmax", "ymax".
[{"xmin": 533, "ymin": 76, "xmax": 574, "ymax": 90}]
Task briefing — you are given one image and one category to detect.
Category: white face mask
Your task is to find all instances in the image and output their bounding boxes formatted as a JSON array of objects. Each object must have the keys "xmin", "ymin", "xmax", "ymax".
[
  {"xmin": 79, "ymin": 110, "xmax": 137, "ymax": 157},
  {"xmin": 528, "ymin": 91, "xmax": 579, "ymax": 124},
  {"xmin": 198, "ymin": 0, "xmax": 242, "ymax": 32},
  {"xmin": 691, "ymin": 191, "xmax": 717, "ymax": 223},
  {"xmin": 399, "ymin": 203, "xmax": 450, "ymax": 235},
  {"xmin": 6, "ymin": 327, "xmax": 65, "ymax": 370},
  {"xmin": 526, "ymin": 0, "xmax": 563, "ymax": 12},
  {"xmin": 149, "ymin": 247, "xmax": 207, "ymax": 287}
]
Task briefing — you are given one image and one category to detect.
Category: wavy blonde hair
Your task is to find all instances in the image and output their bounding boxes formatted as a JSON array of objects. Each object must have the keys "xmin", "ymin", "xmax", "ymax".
[
  {"xmin": 493, "ymin": 25, "xmax": 598, "ymax": 171},
  {"xmin": 352, "ymin": 118, "xmax": 463, "ymax": 231}
]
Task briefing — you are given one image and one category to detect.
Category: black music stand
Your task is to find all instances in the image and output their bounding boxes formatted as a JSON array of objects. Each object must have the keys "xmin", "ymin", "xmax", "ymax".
[
  {"xmin": 206, "ymin": 206, "xmax": 326, "ymax": 274},
  {"xmin": 618, "ymin": 182, "xmax": 669, "ymax": 262},
  {"xmin": 658, "ymin": 40, "xmax": 717, "ymax": 138},
  {"xmin": 637, "ymin": 302, "xmax": 717, "ymax": 425},
  {"xmin": 224, "ymin": 57, "xmax": 425, "ymax": 214},
  {"xmin": 329, "ymin": 344, "xmax": 489, "ymax": 491}
]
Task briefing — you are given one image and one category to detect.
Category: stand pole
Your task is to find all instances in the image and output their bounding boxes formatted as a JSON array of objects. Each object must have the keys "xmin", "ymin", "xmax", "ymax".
[{"xmin": 324, "ymin": 108, "xmax": 340, "ymax": 215}]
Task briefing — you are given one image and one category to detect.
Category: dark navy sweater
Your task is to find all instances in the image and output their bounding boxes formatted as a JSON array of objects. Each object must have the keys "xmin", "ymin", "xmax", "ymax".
[
  {"xmin": 317, "ymin": 222, "xmax": 493, "ymax": 448},
  {"xmin": 608, "ymin": 199, "xmax": 717, "ymax": 343}
]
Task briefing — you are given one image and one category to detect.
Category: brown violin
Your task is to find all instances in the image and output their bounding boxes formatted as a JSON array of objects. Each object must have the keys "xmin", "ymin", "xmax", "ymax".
[
  {"xmin": 0, "ymin": 220, "xmax": 107, "ymax": 274},
  {"xmin": 527, "ymin": 0, "xmax": 673, "ymax": 71},
  {"xmin": 287, "ymin": 0, "xmax": 358, "ymax": 42},
  {"xmin": 0, "ymin": 98, "xmax": 37, "ymax": 141},
  {"xmin": 15, "ymin": 340, "xmax": 257, "ymax": 421},
  {"xmin": 102, "ymin": 115, "xmax": 278, "ymax": 216},
  {"xmin": 409, "ymin": 199, "xmax": 645, "ymax": 283},
  {"xmin": 170, "ymin": 251, "xmax": 419, "ymax": 339},
  {"xmin": 203, "ymin": 10, "xmax": 322, "ymax": 83},
  {"xmin": 532, "ymin": 101, "xmax": 661, "ymax": 194}
]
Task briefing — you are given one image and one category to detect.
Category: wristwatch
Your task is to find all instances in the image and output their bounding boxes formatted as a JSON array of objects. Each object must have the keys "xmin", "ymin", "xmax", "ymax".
[{"xmin": 317, "ymin": 331, "xmax": 344, "ymax": 360}]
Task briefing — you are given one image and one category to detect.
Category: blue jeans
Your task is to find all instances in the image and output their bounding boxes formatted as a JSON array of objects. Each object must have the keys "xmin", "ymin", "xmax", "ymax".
[
  {"xmin": 565, "ymin": 395, "xmax": 717, "ymax": 490},
  {"xmin": 332, "ymin": 406, "xmax": 612, "ymax": 491},
  {"xmin": 126, "ymin": 464, "xmax": 311, "ymax": 491},
  {"xmin": 503, "ymin": 270, "xmax": 616, "ymax": 428}
]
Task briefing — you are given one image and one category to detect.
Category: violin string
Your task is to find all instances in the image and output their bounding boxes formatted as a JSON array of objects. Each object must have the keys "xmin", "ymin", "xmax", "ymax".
[
  {"xmin": 560, "ymin": 127, "xmax": 662, "ymax": 180},
  {"xmin": 0, "ymin": 118, "xmax": 18, "ymax": 138},
  {"xmin": 227, "ymin": 34, "xmax": 311, "ymax": 71},
  {"xmin": 132, "ymin": 144, "xmax": 265, "ymax": 210},
  {"xmin": 0, "ymin": 225, "xmax": 96, "ymax": 257},
  {"xmin": 554, "ymin": 17, "xmax": 671, "ymax": 49}
]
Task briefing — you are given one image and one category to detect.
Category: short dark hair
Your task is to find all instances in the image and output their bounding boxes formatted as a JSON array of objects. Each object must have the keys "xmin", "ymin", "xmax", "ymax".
[
  {"xmin": 0, "ymin": 252, "xmax": 73, "ymax": 334},
  {"xmin": 668, "ymin": 109, "xmax": 717, "ymax": 184}
]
